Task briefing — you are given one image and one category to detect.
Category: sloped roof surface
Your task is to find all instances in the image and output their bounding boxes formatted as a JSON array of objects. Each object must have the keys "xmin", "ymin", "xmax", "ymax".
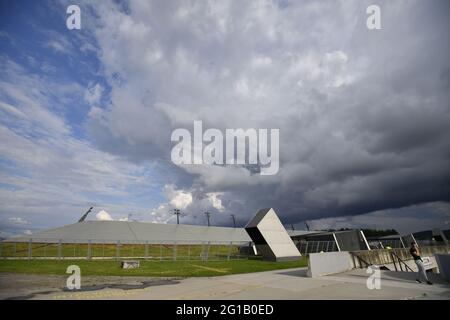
[{"xmin": 5, "ymin": 221, "xmax": 252, "ymax": 244}]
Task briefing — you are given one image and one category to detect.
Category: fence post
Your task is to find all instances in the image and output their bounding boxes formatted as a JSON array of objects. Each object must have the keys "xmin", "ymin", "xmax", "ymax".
[
  {"xmin": 0, "ymin": 241, "xmax": 2, "ymax": 259},
  {"xmin": 205, "ymin": 242, "xmax": 210, "ymax": 262},
  {"xmin": 227, "ymin": 242, "xmax": 233, "ymax": 261},
  {"xmin": 201, "ymin": 242, "xmax": 205, "ymax": 261},
  {"xmin": 305, "ymin": 242, "xmax": 309, "ymax": 255},
  {"xmin": 27, "ymin": 238, "xmax": 32, "ymax": 260},
  {"xmin": 390, "ymin": 252, "xmax": 398, "ymax": 271},
  {"xmin": 13, "ymin": 242, "xmax": 16, "ymax": 257},
  {"xmin": 116, "ymin": 241, "xmax": 121, "ymax": 260},
  {"xmin": 188, "ymin": 245, "xmax": 191, "ymax": 260},
  {"xmin": 145, "ymin": 241, "xmax": 149, "ymax": 260},
  {"xmin": 173, "ymin": 242, "xmax": 177, "ymax": 261},
  {"xmin": 159, "ymin": 244, "xmax": 162, "ymax": 261},
  {"xmin": 87, "ymin": 240, "xmax": 92, "ymax": 260},
  {"xmin": 58, "ymin": 240, "xmax": 62, "ymax": 260}
]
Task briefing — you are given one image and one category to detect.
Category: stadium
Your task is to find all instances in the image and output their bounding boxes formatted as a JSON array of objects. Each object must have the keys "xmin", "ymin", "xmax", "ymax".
[
  {"xmin": 0, "ymin": 208, "xmax": 311, "ymax": 261},
  {"xmin": 1, "ymin": 207, "xmax": 450, "ymax": 300},
  {"xmin": 2, "ymin": 208, "xmax": 448, "ymax": 264}
]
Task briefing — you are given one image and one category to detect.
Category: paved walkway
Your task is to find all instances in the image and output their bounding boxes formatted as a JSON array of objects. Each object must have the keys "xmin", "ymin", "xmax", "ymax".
[{"xmin": 14, "ymin": 268, "xmax": 449, "ymax": 300}]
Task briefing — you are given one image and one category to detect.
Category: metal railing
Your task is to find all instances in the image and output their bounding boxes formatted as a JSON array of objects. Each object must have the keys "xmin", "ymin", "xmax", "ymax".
[
  {"xmin": 349, "ymin": 251, "xmax": 372, "ymax": 268},
  {"xmin": 389, "ymin": 250, "xmax": 415, "ymax": 272},
  {"xmin": 416, "ymin": 240, "xmax": 449, "ymax": 247},
  {"xmin": 369, "ymin": 239, "xmax": 448, "ymax": 250},
  {"xmin": 368, "ymin": 240, "xmax": 404, "ymax": 249},
  {"xmin": 0, "ymin": 239, "xmax": 253, "ymax": 262},
  {"xmin": 296, "ymin": 240, "xmax": 337, "ymax": 255},
  {"xmin": 379, "ymin": 239, "xmax": 404, "ymax": 249},
  {"xmin": 349, "ymin": 245, "xmax": 450, "ymax": 271}
]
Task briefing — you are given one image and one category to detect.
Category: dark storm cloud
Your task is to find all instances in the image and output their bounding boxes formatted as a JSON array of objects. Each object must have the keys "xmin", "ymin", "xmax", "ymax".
[{"xmin": 83, "ymin": 0, "xmax": 449, "ymax": 226}]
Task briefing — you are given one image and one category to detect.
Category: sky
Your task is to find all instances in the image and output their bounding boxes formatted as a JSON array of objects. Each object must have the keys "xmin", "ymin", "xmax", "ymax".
[{"xmin": 0, "ymin": 0, "xmax": 449, "ymax": 238}]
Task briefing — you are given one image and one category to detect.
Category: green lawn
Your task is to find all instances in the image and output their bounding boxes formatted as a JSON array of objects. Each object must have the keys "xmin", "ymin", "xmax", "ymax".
[{"xmin": 0, "ymin": 258, "xmax": 308, "ymax": 277}]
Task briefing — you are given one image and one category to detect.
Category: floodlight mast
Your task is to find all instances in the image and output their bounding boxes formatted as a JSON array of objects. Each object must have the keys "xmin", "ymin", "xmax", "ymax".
[
  {"xmin": 231, "ymin": 214, "xmax": 236, "ymax": 228},
  {"xmin": 304, "ymin": 221, "xmax": 310, "ymax": 231},
  {"xmin": 173, "ymin": 208, "xmax": 181, "ymax": 225},
  {"xmin": 204, "ymin": 211, "xmax": 211, "ymax": 226}
]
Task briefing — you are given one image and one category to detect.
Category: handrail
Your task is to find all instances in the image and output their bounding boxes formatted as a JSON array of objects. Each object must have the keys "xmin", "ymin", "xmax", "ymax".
[
  {"xmin": 350, "ymin": 250, "xmax": 415, "ymax": 273},
  {"xmin": 390, "ymin": 250, "xmax": 415, "ymax": 272},
  {"xmin": 349, "ymin": 251, "xmax": 371, "ymax": 268}
]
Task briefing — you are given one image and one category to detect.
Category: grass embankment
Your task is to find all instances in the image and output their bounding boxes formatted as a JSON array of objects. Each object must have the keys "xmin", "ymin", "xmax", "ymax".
[{"xmin": 0, "ymin": 258, "xmax": 308, "ymax": 277}]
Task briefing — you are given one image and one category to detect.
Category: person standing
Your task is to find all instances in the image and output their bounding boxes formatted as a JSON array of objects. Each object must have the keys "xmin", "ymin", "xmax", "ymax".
[{"xmin": 410, "ymin": 242, "xmax": 432, "ymax": 285}]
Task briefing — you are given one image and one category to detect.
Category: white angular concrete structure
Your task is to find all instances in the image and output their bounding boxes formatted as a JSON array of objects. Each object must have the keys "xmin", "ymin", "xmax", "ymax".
[{"xmin": 245, "ymin": 208, "xmax": 301, "ymax": 262}]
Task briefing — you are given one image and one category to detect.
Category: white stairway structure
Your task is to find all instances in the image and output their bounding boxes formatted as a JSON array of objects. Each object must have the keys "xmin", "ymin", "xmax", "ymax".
[{"xmin": 245, "ymin": 208, "xmax": 301, "ymax": 262}]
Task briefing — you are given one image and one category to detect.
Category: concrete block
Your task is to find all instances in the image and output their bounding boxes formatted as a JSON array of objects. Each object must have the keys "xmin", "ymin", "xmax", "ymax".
[
  {"xmin": 121, "ymin": 260, "xmax": 140, "ymax": 269},
  {"xmin": 308, "ymin": 251, "xmax": 353, "ymax": 277}
]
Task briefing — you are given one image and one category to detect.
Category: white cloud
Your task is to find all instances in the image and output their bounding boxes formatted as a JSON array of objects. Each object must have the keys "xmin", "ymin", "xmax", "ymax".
[
  {"xmin": 207, "ymin": 192, "xmax": 224, "ymax": 212},
  {"xmin": 46, "ymin": 40, "xmax": 69, "ymax": 53},
  {"xmin": 0, "ymin": 57, "xmax": 157, "ymax": 233},
  {"xmin": 84, "ymin": 83, "xmax": 104, "ymax": 105},
  {"xmin": 0, "ymin": 60, "xmax": 71, "ymax": 135},
  {"xmin": 149, "ymin": 204, "xmax": 171, "ymax": 223},
  {"xmin": 8, "ymin": 217, "xmax": 28, "ymax": 225},
  {"xmin": 1, "ymin": 0, "xmax": 449, "ymax": 233},
  {"xmin": 96, "ymin": 210, "xmax": 113, "ymax": 221},
  {"xmin": 43, "ymin": 33, "xmax": 74, "ymax": 55},
  {"xmin": 0, "ymin": 101, "xmax": 28, "ymax": 119},
  {"xmin": 165, "ymin": 185, "xmax": 193, "ymax": 210}
]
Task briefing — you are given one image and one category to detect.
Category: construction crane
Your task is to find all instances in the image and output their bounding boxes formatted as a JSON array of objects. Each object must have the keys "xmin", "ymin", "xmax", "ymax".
[{"xmin": 78, "ymin": 207, "xmax": 93, "ymax": 223}]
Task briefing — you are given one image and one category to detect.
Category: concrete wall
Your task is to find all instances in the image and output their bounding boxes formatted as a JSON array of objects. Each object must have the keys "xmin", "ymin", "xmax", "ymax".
[
  {"xmin": 435, "ymin": 254, "xmax": 450, "ymax": 281},
  {"xmin": 307, "ymin": 252, "xmax": 353, "ymax": 277}
]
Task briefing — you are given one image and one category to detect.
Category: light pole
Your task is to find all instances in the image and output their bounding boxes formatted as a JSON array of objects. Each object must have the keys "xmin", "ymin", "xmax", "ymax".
[
  {"xmin": 174, "ymin": 208, "xmax": 181, "ymax": 225},
  {"xmin": 231, "ymin": 214, "xmax": 236, "ymax": 228},
  {"xmin": 204, "ymin": 212, "xmax": 211, "ymax": 226}
]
